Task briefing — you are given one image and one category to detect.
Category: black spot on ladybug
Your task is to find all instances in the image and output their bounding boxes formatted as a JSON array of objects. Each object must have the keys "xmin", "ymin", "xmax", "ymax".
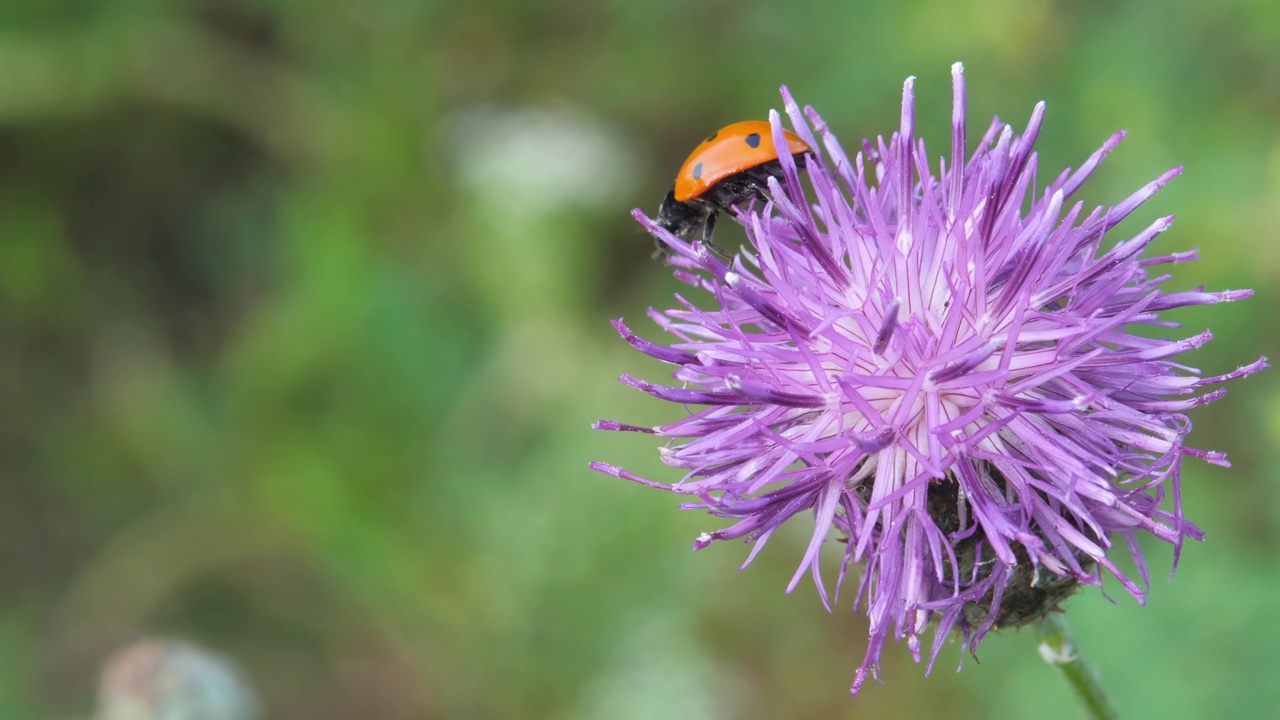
[
  {"xmin": 692, "ymin": 162, "xmax": 703, "ymax": 180},
  {"xmin": 704, "ymin": 131, "xmax": 718, "ymax": 142},
  {"xmin": 744, "ymin": 133, "xmax": 761, "ymax": 148}
]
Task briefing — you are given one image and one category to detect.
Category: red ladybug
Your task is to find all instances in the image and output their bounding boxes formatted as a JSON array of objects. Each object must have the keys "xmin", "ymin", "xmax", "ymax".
[{"xmin": 656, "ymin": 120, "xmax": 811, "ymax": 249}]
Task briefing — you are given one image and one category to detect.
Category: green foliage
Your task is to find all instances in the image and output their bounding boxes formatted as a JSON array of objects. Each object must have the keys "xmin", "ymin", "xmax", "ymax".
[{"xmin": 0, "ymin": 1, "xmax": 1276, "ymax": 717}]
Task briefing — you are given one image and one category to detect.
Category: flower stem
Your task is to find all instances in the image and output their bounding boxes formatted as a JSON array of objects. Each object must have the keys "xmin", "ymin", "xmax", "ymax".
[{"xmin": 1033, "ymin": 614, "xmax": 1119, "ymax": 720}]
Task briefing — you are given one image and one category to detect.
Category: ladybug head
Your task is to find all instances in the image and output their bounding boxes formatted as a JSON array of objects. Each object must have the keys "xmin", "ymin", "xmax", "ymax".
[{"xmin": 656, "ymin": 190, "xmax": 709, "ymax": 240}]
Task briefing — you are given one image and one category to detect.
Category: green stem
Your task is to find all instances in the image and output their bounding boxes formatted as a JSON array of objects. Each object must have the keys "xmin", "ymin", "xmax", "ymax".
[{"xmin": 1032, "ymin": 614, "xmax": 1119, "ymax": 720}]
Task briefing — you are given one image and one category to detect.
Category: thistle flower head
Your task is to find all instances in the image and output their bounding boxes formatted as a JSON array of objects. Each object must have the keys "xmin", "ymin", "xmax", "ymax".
[{"xmin": 592, "ymin": 63, "xmax": 1266, "ymax": 694}]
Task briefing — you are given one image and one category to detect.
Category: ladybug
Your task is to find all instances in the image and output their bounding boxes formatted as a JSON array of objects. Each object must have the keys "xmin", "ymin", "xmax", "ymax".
[{"xmin": 656, "ymin": 120, "xmax": 811, "ymax": 251}]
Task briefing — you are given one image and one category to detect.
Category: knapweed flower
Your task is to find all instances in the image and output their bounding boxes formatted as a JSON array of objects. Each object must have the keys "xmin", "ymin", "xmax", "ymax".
[{"xmin": 591, "ymin": 63, "xmax": 1266, "ymax": 694}]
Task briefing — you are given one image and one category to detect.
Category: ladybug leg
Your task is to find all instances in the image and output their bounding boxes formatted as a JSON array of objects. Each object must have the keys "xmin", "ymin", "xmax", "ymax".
[
  {"xmin": 753, "ymin": 184, "xmax": 776, "ymax": 208},
  {"xmin": 701, "ymin": 210, "xmax": 718, "ymax": 244},
  {"xmin": 700, "ymin": 212, "xmax": 734, "ymax": 263},
  {"xmin": 740, "ymin": 167, "xmax": 778, "ymax": 210}
]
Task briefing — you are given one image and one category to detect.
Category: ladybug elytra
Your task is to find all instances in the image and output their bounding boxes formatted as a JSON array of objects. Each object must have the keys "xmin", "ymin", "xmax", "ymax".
[{"xmin": 656, "ymin": 120, "xmax": 811, "ymax": 252}]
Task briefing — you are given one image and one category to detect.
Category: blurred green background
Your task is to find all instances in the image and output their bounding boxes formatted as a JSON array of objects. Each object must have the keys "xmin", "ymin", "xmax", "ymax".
[{"xmin": 1, "ymin": 1, "xmax": 1277, "ymax": 718}]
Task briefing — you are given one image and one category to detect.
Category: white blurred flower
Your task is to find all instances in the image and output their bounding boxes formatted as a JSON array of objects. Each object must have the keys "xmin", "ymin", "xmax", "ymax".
[
  {"xmin": 96, "ymin": 638, "xmax": 258, "ymax": 720},
  {"xmin": 450, "ymin": 105, "xmax": 639, "ymax": 214}
]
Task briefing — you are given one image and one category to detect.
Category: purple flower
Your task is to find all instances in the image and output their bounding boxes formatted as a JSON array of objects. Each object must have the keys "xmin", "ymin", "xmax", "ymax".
[{"xmin": 591, "ymin": 63, "xmax": 1267, "ymax": 694}]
